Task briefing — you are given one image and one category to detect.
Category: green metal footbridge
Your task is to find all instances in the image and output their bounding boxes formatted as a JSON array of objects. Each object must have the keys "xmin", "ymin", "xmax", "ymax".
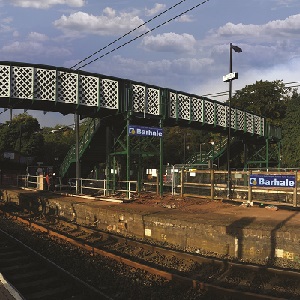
[{"xmin": 0, "ymin": 61, "xmax": 281, "ymax": 194}]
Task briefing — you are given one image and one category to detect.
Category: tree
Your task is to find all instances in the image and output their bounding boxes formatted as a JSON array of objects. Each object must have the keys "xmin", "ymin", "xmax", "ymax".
[
  {"xmin": 281, "ymin": 91, "xmax": 300, "ymax": 167},
  {"xmin": 231, "ymin": 80, "xmax": 290, "ymax": 126},
  {"xmin": 0, "ymin": 113, "xmax": 44, "ymax": 157},
  {"xmin": 41, "ymin": 125, "xmax": 75, "ymax": 166}
]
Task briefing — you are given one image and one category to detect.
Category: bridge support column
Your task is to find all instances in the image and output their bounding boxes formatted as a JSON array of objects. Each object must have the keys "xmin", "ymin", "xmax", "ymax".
[
  {"xmin": 126, "ymin": 116, "xmax": 131, "ymax": 199},
  {"xmin": 75, "ymin": 113, "xmax": 81, "ymax": 194},
  {"xmin": 159, "ymin": 119, "xmax": 164, "ymax": 198}
]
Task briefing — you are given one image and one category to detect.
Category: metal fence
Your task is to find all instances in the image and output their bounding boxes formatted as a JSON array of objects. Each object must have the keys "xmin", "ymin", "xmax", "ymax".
[
  {"xmin": 143, "ymin": 168, "xmax": 299, "ymax": 207},
  {"xmin": 8, "ymin": 169, "xmax": 300, "ymax": 207},
  {"xmin": 14, "ymin": 175, "xmax": 138, "ymax": 200}
]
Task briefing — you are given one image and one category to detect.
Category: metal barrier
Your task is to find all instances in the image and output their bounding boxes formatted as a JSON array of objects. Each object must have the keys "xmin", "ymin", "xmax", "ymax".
[
  {"xmin": 16, "ymin": 175, "xmax": 138, "ymax": 200},
  {"xmin": 17, "ymin": 175, "xmax": 41, "ymax": 190},
  {"xmin": 142, "ymin": 168, "xmax": 299, "ymax": 207}
]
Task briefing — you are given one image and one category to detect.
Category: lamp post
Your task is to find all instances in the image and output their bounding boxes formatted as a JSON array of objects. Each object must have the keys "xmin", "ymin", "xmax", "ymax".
[{"xmin": 224, "ymin": 43, "xmax": 242, "ymax": 198}]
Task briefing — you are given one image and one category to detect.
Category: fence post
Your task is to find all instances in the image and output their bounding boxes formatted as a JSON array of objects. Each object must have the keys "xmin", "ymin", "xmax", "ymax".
[
  {"xmin": 293, "ymin": 171, "xmax": 297, "ymax": 207},
  {"xmin": 180, "ymin": 168, "xmax": 184, "ymax": 198},
  {"xmin": 248, "ymin": 170, "xmax": 252, "ymax": 202},
  {"xmin": 129, "ymin": 181, "xmax": 131, "ymax": 200},
  {"xmin": 210, "ymin": 169, "xmax": 214, "ymax": 200},
  {"xmin": 156, "ymin": 171, "xmax": 159, "ymax": 196}
]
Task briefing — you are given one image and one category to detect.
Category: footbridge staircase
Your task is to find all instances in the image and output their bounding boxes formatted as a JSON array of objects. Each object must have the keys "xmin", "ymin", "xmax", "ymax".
[{"xmin": 0, "ymin": 61, "xmax": 282, "ymax": 182}]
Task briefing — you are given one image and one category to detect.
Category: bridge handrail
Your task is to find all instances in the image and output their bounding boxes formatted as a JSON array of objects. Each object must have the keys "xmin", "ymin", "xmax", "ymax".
[{"xmin": 0, "ymin": 61, "xmax": 281, "ymax": 140}]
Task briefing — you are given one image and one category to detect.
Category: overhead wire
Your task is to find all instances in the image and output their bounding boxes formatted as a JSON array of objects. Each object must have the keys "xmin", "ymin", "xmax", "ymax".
[
  {"xmin": 75, "ymin": 0, "xmax": 212, "ymax": 70},
  {"xmin": 201, "ymin": 81, "xmax": 300, "ymax": 99},
  {"xmin": 1, "ymin": 0, "xmax": 211, "ymax": 118},
  {"xmin": 71, "ymin": 0, "xmax": 196, "ymax": 69}
]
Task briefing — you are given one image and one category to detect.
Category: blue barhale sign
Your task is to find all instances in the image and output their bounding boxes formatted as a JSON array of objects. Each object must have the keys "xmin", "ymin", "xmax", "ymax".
[
  {"xmin": 128, "ymin": 125, "xmax": 163, "ymax": 138},
  {"xmin": 249, "ymin": 174, "xmax": 296, "ymax": 188}
]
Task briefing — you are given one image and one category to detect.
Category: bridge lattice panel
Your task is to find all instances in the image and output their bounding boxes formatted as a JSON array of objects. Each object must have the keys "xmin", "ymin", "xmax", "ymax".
[
  {"xmin": 35, "ymin": 68, "xmax": 56, "ymax": 101},
  {"xmin": 216, "ymin": 103, "xmax": 226, "ymax": 127},
  {"xmin": 0, "ymin": 62, "xmax": 272, "ymax": 139},
  {"xmin": 100, "ymin": 79, "xmax": 118, "ymax": 109},
  {"xmin": 0, "ymin": 65, "xmax": 10, "ymax": 97},
  {"xmin": 11, "ymin": 66, "xmax": 34, "ymax": 99},
  {"xmin": 191, "ymin": 97, "xmax": 203, "ymax": 122},
  {"xmin": 204, "ymin": 100, "xmax": 214, "ymax": 125}
]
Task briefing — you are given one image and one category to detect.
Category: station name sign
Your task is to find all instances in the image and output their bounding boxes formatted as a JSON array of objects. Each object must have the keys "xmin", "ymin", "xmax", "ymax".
[
  {"xmin": 223, "ymin": 72, "xmax": 238, "ymax": 82},
  {"xmin": 128, "ymin": 125, "xmax": 163, "ymax": 138},
  {"xmin": 249, "ymin": 174, "xmax": 296, "ymax": 188}
]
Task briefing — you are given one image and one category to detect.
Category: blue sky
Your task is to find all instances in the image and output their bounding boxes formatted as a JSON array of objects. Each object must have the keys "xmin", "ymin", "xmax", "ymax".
[{"xmin": 0, "ymin": 0, "xmax": 300, "ymax": 127}]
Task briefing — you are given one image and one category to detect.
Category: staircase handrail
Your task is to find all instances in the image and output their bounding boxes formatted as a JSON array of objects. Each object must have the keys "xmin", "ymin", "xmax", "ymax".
[{"xmin": 59, "ymin": 118, "xmax": 101, "ymax": 177}]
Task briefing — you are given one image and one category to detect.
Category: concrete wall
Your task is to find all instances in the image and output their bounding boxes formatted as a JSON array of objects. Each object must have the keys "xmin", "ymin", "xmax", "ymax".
[{"xmin": 1, "ymin": 189, "xmax": 300, "ymax": 264}]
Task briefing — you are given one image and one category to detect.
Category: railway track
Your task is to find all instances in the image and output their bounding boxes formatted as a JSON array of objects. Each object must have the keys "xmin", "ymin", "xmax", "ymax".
[
  {"xmin": 0, "ymin": 227, "xmax": 111, "ymax": 300},
  {"xmin": 1, "ymin": 206, "xmax": 300, "ymax": 299}
]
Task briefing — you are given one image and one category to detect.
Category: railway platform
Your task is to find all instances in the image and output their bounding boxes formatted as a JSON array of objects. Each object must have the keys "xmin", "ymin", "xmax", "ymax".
[
  {"xmin": 1, "ymin": 187, "xmax": 300, "ymax": 265},
  {"xmin": 0, "ymin": 274, "xmax": 23, "ymax": 300}
]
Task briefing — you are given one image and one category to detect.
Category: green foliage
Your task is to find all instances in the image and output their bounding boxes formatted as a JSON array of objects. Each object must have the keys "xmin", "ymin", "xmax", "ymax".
[
  {"xmin": 0, "ymin": 113, "xmax": 43, "ymax": 156},
  {"xmin": 231, "ymin": 80, "xmax": 290, "ymax": 126},
  {"xmin": 281, "ymin": 92, "xmax": 300, "ymax": 167},
  {"xmin": 41, "ymin": 125, "xmax": 75, "ymax": 165}
]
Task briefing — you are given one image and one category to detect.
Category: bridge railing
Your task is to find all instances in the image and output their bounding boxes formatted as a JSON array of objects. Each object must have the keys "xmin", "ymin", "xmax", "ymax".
[{"xmin": 0, "ymin": 61, "xmax": 281, "ymax": 140}]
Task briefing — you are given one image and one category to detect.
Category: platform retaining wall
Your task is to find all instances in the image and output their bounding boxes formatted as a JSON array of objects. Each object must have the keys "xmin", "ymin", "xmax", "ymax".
[{"xmin": 1, "ymin": 189, "xmax": 300, "ymax": 264}]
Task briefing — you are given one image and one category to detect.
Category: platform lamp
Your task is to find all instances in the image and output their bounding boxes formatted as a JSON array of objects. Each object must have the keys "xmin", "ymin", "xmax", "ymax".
[{"xmin": 223, "ymin": 43, "xmax": 242, "ymax": 199}]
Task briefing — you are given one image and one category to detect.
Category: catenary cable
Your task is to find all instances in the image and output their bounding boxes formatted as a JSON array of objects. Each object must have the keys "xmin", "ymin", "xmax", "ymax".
[
  {"xmin": 71, "ymin": 0, "xmax": 196, "ymax": 69},
  {"xmin": 75, "ymin": 0, "xmax": 212, "ymax": 70}
]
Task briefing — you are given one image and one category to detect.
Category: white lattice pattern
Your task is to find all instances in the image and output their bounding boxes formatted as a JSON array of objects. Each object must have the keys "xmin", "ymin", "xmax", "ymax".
[
  {"xmin": 147, "ymin": 87, "xmax": 160, "ymax": 115},
  {"xmin": 178, "ymin": 93, "xmax": 190, "ymax": 120},
  {"xmin": 216, "ymin": 103, "xmax": 226, "ymax": 127},
  {"xmin": 169, "ymin": 92, "xmax": 177, "ymax": 118},
  {"xmin": 191, "ymin": 97, "xmax": 203, "ymax": 122},
  {"xmin": 100, "ymin": 79, "xmax": 118, "ymax": 109},
  {"xmin": 204, "ymin": 100, "xmax": 214, "ymax": 124},
  {"xmin": 35, "ymin": 68, "xmax": 56, "ymax": 101},
  {"xmin": 246, "ymin": 112, "xmax": 254, "ymax": 133},
  {"xmin": 132, "ymin": 84, "xmax": 145, "ymax": 113},
  {"xmin": 254, "ymin": 115, "xmax": 262, "ymax": 135},
  {"xmin": 79, "ymin": 75, "xmax": 98, "ymax": 106},
  {"xmin": 0, "ymin": 62, "xmax": 269, "ymax": 138},
  {"xmin": 11, "ymin": 66, "xmax": 33, "ymax": 99},
  {"xmin": 0, "ymin": 65, "xmax": 10, "ymax": 97},
  {"xmin": 236, "ymin": 110, "xmax": 244, "ymax": 131},
  {"xmin": 57, "ymin": 71, "xmax": 78, "ymax": 103}
]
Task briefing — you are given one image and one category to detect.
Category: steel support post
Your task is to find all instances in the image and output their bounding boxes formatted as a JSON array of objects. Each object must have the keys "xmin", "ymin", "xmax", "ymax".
[
  {"xmin": 126, "ymin": 116, "xmax": 131, "ymax": 199},
  {"xmin": 266, "ymin": 138, "xmax": 269, "ymax": 170},
  {"xmin": 105, "ymin": 126, "xmax": 111, "ymax": 195},
  {"xmin": 227, "ymin": 45, "xmax": 233, "ymax": 199},
  {"xmin": 75, "ymin": 112, "xmax": 81, "ymax": 194},
  {"xmin": 159, "ymin": 119, "xmax": 164, "ymax": 197}
]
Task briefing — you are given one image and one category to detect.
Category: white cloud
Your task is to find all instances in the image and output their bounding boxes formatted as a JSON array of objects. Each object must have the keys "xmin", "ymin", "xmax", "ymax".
[
  {"xmin": 8, "ymin": 0, "xmax": 86, "ymax": 9},
  {"xmin": 0, "ymin": 40, "xmax": 71, "ymax": 59},
  {"xmin": 0, "ymin": 23, "xmax": 13, "ymax": 33},
  {"xmin": 141, "ymin": 32, "xmax": 197, "ymax": 53},
  {"xmin": 2, "ymin": 17, "xmax": 13, "ymax": 23},
  {"xmin": 84, "ymin": 55, "xmax": 213, "ymax": 80},
  {"xmin": 28, "ymin": 32, "xmax": 48, "ymax": 42},
  {"xmin": 176, "ymin": 14, "xmax": 194, "ymax": 23},
  {"xmin": 145, "ymin": 3, "xmax": 166, "ymax": 16},
  {"xmin": 53, "ymin": 8, "xmax": 146, "ymax": 37},
  {"xmin": 213, "ymin": 14, "xmax": 300, "ymax": 40}
]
